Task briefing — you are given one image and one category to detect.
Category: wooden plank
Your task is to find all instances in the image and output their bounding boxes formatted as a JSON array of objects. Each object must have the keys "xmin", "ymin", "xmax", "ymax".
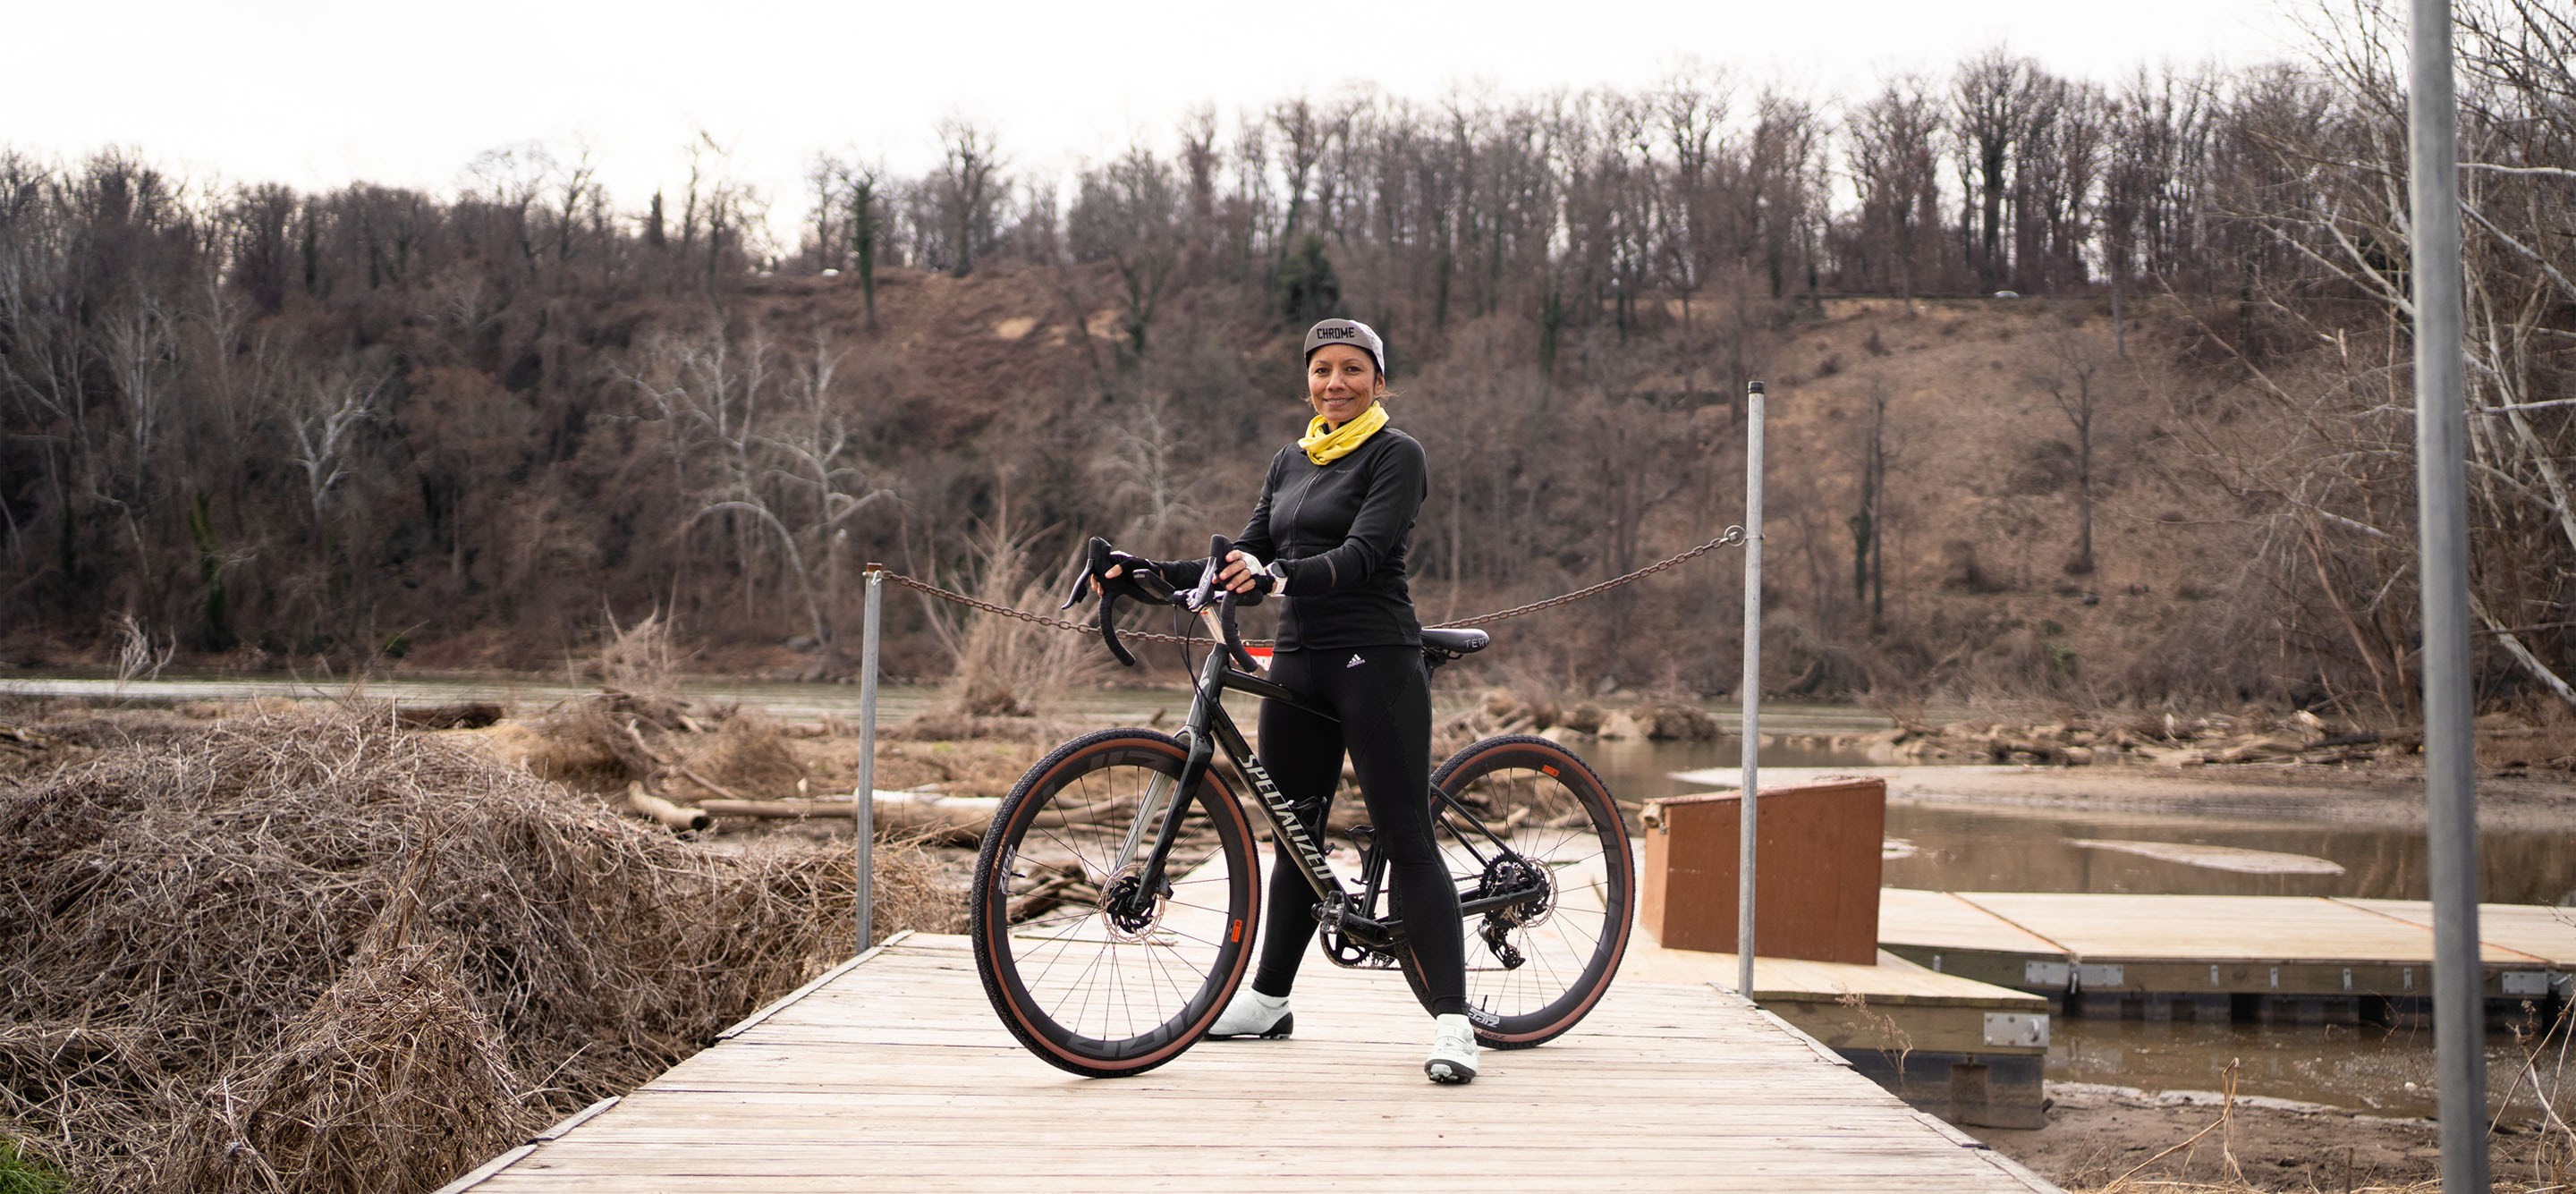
[
  {"xmin": 1767, "ymin": 1000, "xmax": 2033, "ymax": 1057},
  {"xmin": 2339, "ymin": 897, "xmax": 2576, "ymax": 968},
  {"xmin": 1952, "ymin": 892, "xmax": 2545, "ymax": 966},
  {"xmin": 435, "ymin": 1145, "xmax": 534, "ymax": 1194},
  {"xmin": 1879, "ymin": 889, "xmax": 2070, "ymax": 957},
  {"xmin": 435, "ymin": 1179, "xmax": 2034, "ymax": 1194},
  {"xmin": 1624, "ymin": 934, "xmax": 2047, "ymax": 1010},
  {"xmin": 458, "ymin": 933, "xmax": 2056, "ymax": 1192}
]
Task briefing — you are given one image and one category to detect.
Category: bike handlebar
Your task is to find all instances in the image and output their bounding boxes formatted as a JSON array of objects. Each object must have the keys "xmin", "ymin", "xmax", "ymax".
[{"xmin": 1060, "ymin": 534, "xmax": 1260, "ymax": 671}]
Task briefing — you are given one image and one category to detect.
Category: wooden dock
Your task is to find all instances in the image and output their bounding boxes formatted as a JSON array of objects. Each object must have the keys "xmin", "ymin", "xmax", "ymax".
[
  {"xmin": 441, "ymin": 933, "xmax": 2058, "ymax": 1193},
  {"xmin": 1877, "ymin": 889, "xmax": 2576, "ymax": 1012}
]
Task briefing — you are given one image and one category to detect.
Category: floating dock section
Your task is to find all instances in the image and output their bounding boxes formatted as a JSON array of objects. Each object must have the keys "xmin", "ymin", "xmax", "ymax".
[{"xmin": 1878, "ymin": 889, "xmax": 2576, "ymax": 1023}]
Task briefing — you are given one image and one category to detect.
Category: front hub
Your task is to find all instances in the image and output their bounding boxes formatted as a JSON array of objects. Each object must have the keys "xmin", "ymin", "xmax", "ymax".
[{"xmin": 1098, "ymin": 863, "xmax": 1165, "ymax": 944}]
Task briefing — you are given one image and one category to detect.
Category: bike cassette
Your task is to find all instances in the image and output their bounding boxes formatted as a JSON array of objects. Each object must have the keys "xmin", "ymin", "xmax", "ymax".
[
  {"xmin": 1479, "ymin": 854, "xmax": 1554, "ymax": 929},
  {"xmin": 1097, "ymin": 863, "xmax": 1168, "ymax": 944}
]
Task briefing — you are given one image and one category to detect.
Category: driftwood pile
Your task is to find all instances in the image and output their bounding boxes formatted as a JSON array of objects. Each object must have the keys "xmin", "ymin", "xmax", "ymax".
[
  {"xmin": 1835, "ymin": 708, "xmax": 2424, "ymax": 768},
  {"xmin": 479, "ymin": 692, "xmax": 1029, "ymax": 844},
  {"xmin": 1439, "ymin": 690, "xmax": 1722, "ymax": 754}
]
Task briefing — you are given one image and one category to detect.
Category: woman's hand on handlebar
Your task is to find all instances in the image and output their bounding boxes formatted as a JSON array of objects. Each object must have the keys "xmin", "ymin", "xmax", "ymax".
[
  {"xmin": 1216, "ymin": 550, "xmax": 1274, "ymax": 596},
  {"xmin": 1089, "ymin": 549, "xmax": 1166, "ymax": 598}
]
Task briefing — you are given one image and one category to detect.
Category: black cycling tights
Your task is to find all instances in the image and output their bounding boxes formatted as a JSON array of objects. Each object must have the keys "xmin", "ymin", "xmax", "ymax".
[{"xmin": 1247, "ymin": 644, "xmax": 1466, "ymax": 1018}]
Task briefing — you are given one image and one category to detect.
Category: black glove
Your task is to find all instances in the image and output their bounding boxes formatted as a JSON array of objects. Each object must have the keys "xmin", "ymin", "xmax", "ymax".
[{"xmin": 1060, "ymin": 538, "xmax": 1179, "ymax": 612}]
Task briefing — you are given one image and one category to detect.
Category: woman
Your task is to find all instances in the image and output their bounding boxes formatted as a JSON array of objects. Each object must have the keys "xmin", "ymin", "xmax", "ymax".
[{"xmin": 1110, "ymin": 318, "xmax": 1476, "ymax": 1084}]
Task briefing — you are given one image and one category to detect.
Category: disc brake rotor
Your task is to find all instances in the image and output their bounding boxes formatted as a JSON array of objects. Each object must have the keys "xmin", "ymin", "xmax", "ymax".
[{"xmin": 1097, "ymin": 862, "xmax": 1165, "ymax": 944}]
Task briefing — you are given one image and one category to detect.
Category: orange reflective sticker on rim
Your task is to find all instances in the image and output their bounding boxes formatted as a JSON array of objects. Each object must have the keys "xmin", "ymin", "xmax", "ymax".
[
  {"xmin": 1541, "ymin": 765, "xmax": 1559, "ymax": 777},
  {"xmin": 1229, "ymin": 919, "xmax": 1242, "ymax": 943}
]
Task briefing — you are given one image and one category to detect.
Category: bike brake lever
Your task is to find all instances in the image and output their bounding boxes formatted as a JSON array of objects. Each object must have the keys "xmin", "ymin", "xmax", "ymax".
[
  {"xmin": 1197, "ymin": 535, "xmax": 1262, "ymax": 671},
  {"xmin": 1069, "ymin": 538, "xmax": 1141, "ymax": 667},
  {"xmin": 1061, "ymin": 537, "xmax": 1111, "ymax": 612},
  {"xmin": 1186, "ymin": 534, "xmax": 1227, "ymax": 612}
]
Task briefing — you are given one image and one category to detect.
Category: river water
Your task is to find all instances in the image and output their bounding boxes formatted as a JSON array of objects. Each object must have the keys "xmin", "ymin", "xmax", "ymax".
[{"xmin": 8, "ymin": 671, "xmax": 2571, "ymax": 1117}]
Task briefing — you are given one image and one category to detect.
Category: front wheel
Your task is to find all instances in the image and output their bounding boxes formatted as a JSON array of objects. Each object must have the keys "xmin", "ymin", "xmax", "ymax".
[
  {"xmin": 1407, "ymin": 734, "xmax": 1634, "ymax": 1049},
  {"xmin": 970, "ymin": 729, "xmax": 1260, "ymax": 1078}
]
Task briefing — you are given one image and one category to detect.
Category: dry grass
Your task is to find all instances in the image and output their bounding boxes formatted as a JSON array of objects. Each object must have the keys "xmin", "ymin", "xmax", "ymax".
[
  {"xmin": 683, "ymin": 711, "xmax": 808, "ymax": 799},
  {"xmin": 2045, "ymin": 1036, "xmax": 2574, "ymax": 1194},
  {"xmin": 916, "ymin": 511, "xmax": 1101, "ymax": 719},
  {"xmin": 586, "ymin": 607, "xmax": 682, "ymax": 703},
  {"xmin": 0, "ymin": 703, "xmax": 946, "ymax": 1192}
]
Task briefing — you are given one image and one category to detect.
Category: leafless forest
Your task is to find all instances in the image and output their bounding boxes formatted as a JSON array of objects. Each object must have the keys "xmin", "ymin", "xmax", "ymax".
[{"xmin": 2, "ymin": 0, "xmax": 2568, "ymax": 718}]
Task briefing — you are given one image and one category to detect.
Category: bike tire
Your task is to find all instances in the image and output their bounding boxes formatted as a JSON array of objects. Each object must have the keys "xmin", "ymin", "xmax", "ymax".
[
  {"xmin": 970, "ymin": 728, "xmax": 1260, "ymax": 1078},
  {"xmin": 1406, "ymin": 733, "xmax": 1634, "ymax": 1049}
]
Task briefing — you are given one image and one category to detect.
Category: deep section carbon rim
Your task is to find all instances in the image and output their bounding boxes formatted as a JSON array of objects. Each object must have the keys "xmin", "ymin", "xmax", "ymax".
[
  {"xmin": 970, "ymin": 729, "xmax": 1258, "ymax": 1077},
  {"xmin": 1411, "ymin": 734, "xmax": 1634, "ymax": 1048}
]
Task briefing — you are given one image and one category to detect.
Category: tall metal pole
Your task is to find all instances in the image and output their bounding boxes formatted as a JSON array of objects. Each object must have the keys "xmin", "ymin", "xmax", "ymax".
[
  {"xmin": 854, "ymin": 565, "xmax": 883, "ymax": 953},
  {"xmin": 1736, "ymin": 381, "xmax": 1766, "ymax": 1001},
  {"xmin": 2407, "ymin": 2, "xmax": 2488, "ymax": 1187}
]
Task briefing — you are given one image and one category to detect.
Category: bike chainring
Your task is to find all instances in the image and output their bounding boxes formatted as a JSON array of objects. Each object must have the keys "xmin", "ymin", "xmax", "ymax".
[{"xmin": 1316, "ymin": 893, "xmax": 1403, "ymax": 969}]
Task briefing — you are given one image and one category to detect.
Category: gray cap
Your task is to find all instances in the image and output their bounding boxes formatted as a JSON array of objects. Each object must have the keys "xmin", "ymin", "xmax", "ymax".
[{"xmin": 1302, "ymin": 318, "xmax": 1385, "ymax": 377}]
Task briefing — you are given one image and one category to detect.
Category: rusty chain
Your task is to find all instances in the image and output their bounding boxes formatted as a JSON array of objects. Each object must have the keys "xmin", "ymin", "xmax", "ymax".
[
  {"xmin": 875, "ymin": 524, "xmax": 1750, "ymax": 646},
  {"xmin": 877, "ymin": 571, "xmax": 1212, "ymax": 647},
  {"xmin": 1426, "ymin": 525, "xmax": 1747, "ymax": 628}
]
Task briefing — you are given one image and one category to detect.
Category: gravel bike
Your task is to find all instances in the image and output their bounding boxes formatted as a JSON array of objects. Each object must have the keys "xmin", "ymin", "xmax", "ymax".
[{"xmin": 970, "ymin": 536, "xmax": 1634, "ymax": 1078}]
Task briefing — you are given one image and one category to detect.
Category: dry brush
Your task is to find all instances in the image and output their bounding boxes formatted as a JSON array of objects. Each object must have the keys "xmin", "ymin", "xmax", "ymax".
[{"xmin": 0, "ymin": 704, "xmax": 934, "ymax": 1193}]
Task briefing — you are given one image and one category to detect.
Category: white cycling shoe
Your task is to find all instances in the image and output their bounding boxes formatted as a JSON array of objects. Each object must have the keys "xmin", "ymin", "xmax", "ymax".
[
  {"xmin": 1424, "ymin": 1013, "xmax": 1479, "ymax": 1084},
  {"xmin": 1205, "ymin": 987, "xmax": 1293, "ymax": 1039}
]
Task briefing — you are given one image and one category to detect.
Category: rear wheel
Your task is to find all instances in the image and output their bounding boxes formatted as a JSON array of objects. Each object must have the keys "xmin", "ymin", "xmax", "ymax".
[
  {"xmin": 970, "ymin": 729, "xmax": 1259, "ymax": 1077},
  {"xmin": 1406, "ymin": 734, "xmax": 1633, "ymax": 1048}
]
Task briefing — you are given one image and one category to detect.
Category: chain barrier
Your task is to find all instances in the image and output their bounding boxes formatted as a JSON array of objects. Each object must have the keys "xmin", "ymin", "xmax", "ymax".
[
  {"xmin": 1427, "ymin": 525, "xmax": 1746, "ymax": 629},
  {"xmin": 874, "ymin": 524, "xmax": 1750, "ymax": 646}
]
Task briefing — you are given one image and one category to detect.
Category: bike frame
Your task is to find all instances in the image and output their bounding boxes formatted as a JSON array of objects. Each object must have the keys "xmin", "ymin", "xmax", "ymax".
[{"xmin": 1122, "ymin": 609, "xmax": 1523, "ymax": 959}]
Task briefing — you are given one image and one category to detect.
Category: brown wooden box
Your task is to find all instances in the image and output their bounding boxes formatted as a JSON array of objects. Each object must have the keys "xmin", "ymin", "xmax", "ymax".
[{"xmin": 1640, "ymin": 778, "xmax": 1886, "ymax": 963}]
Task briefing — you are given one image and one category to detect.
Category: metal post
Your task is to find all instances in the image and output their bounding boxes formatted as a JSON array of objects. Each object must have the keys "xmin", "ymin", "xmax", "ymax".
[
  {"xmin": 854, "ymin": 566, "xmax": 883, "ymax": 953},
  {"xmin": 1736, "ymin": 380, "xmax": 1766, "ymax": 1001},
  {"xmin": 2405, "ymin": 2, "xmax": 2487, "ymax": 1187}
]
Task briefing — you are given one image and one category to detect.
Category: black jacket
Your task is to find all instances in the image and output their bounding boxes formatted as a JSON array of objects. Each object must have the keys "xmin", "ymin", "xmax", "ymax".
[{"xmin": 1165, "ymin": 427, "xmax": 1428, "ymax": 651}]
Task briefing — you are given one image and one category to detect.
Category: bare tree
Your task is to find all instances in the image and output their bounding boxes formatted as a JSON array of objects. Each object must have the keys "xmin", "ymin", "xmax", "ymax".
[
  {"xmin": 935, "ymin": 118, "xmax": 1001, "ymax": 277},
  {"xmin": 1845, "ymin": 77, "xmax": 1949, "ymax": 297},
  {"xmin": 1849, "ymin": 382, "xmax": 1894, "ymax": 627},
  {"xmin": 2029, "ymin": 317, "xmax": 2104, "ymax": 576},
  {"xmin": 1953, "ymin": 47, "xmax": 2038, "ymax": 290},
  {"xmin": 1069, "ymin": 148, "xmax": 1183, "ymax": 362},
  {"xmin": 633, "ymin": 327, "xmax": 894, "ymax": 648}
]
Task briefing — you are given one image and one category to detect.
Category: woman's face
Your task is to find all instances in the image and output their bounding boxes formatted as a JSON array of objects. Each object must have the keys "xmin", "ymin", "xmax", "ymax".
[{"xmin": 1307, "ymin": 344, "xmax": 1383, "ymax": 426}]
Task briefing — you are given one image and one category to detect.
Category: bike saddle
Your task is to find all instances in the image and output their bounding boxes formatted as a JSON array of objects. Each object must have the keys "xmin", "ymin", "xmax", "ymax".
[{"xmin": 1420, "ymin": 628, "xmax": 1489, "ymax": 658}]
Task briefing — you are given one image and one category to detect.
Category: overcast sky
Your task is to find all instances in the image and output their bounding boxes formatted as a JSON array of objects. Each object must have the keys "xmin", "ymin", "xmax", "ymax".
[{"xmin": 17, "ymin": 0, "xmax": 2316, "ymax": 247}]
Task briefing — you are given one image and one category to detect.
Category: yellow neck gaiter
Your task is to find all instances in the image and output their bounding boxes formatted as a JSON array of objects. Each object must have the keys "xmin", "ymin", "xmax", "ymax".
[{"xmin": 1299, "ymin": 401, "xmax": 1388, "ymax": 465}]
